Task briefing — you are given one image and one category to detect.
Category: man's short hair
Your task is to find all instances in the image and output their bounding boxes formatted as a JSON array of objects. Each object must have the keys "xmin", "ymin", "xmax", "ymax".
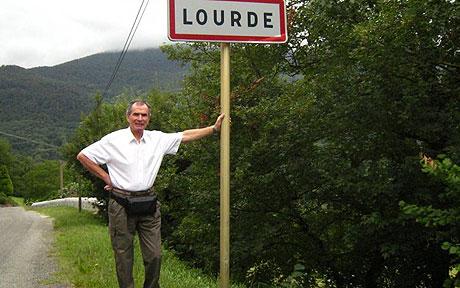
[{"xmin": 126, "ymin": 100, "xmax": 152, "ymax": 116}]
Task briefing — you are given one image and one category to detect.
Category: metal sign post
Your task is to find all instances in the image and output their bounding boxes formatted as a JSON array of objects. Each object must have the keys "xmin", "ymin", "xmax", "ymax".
[{"xmin": 219, "ymin": 42, "xmax": 231, "ymax": 288}]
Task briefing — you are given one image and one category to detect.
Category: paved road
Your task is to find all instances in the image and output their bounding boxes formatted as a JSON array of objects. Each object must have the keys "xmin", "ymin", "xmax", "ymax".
[{"xmin": 0, "ymin": 207, "xmax": 68, "ymax": 288}]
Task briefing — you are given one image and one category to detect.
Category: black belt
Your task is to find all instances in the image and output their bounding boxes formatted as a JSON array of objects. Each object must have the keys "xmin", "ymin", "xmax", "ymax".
[{"xmin": 111, "ymin": 187, "xmax": 154, "ymax": 197}]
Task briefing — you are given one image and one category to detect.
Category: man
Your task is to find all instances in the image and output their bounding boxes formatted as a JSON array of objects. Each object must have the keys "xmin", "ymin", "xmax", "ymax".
[{"xmin": 77, "ymin": 100, "xmax": 224, "ymax": 288}]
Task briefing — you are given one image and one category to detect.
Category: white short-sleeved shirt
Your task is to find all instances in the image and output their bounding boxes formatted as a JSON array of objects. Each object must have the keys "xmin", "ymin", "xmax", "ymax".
[{"xmin": 81, "ymin": 128, "xmax": 183, "ymax": 191}]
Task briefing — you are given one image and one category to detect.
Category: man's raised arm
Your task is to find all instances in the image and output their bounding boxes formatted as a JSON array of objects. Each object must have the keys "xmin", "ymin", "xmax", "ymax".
[{"xmin": 182, "ymin": 113, "xmax": 225, "ymax": 143}]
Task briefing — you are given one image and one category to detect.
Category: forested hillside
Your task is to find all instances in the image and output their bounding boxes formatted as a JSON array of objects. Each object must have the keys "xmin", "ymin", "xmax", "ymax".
[
  {"xmin": 0, "ymin": 48, "xmax": 187, "ymax": 158},
  {"xmin": 33, "ymin": 49, "xmax": 186, "ymax": 96}
]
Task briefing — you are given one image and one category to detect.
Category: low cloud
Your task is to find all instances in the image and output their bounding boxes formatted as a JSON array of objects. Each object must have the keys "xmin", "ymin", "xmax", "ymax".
[{"xmin": 0, "ymin": 0, "xmax": 169, "ymax": 68}]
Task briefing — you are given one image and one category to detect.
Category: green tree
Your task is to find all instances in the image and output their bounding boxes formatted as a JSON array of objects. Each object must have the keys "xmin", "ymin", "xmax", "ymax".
[
  {"xmin": 158, "ymin": 0, "xmax": 459, "ymax": 287},
  {"xmin": 275, "ymin": 0, "xmax": 458, "ymax": 286},
  {"xmin": 0, "ymin": 165, "xmax": 13, "ymax": 196},
  {"xmin": 401, "ymin": 157, "xmax": 460, "ymax": 287},
  {"xmin": 161, "ymin": 42, "xmax": 316, "ymax": 284},
  {"xmin": 23, "ymin": 160, "xmax": 60, "ymax": 203},
  {"xmin": 0, "ymin": 139, "xmax": 14, "ymax": 198},
  {"xmin": 9, "ymin": 154, "xmax": 33, "ymax": 197},
  {"xmin": 0, "ymin": 138, "xmax": 13, "ymax": 168}
]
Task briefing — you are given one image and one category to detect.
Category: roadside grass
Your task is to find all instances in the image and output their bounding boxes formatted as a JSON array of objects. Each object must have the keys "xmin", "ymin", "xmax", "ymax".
[
  {"xmin": 10, "ymin": 196, "xmax": 25, "ymax": 206},
  {"xmin": 35, "ymin": 206, "xmax": 245, "ymax": 288}
]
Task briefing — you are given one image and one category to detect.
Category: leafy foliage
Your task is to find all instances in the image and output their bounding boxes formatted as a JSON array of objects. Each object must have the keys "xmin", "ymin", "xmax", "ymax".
[
  {"xmin": 22, "ymin": 160, "xmax": 61, "ymax": 203},
  {"xmin": 0, "ymin": 139, "xmax": 14, "ymax": 197},
  {"xmin": 401, "ymin": 156, "xmax": 460, "ymax": 287},
  {"xmin": 0, "ymin": 138, "xmax": 13, "ymax": 167},
  {"xmin": 157, "ymin": 0, "xmax": 459, "ymax": 287},
  {"xmin": 9, "ymin": 153, "xmax": 34, "ymax": 197},
  {"xmin": 0, "ymin": 165, "xmax": 13, "ymax": 196}
]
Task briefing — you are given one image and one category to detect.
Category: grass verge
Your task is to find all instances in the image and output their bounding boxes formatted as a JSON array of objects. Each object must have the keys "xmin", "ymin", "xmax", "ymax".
[
  {"xmin": 10, "ymin": 196, "xmax": 25, "ymax": 206},
  {"xmin": 35, "ymin": 206, "xmax": 245, "ymax": 288}
]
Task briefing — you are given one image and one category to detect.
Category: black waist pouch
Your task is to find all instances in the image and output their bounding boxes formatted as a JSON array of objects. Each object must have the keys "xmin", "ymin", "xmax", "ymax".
[
  {"xmin": 112, "ymin": 193, "xmax": 157, "ymax": 215},
  {"xmin": 126, "ymin": 195, "xmax": 157, "ymax": 215}
]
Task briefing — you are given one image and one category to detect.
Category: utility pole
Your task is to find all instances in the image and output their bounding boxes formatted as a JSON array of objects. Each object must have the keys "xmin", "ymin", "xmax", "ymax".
[{"xmin": 60, "ymin": 160, "xmax": 65, "ymax": 192}]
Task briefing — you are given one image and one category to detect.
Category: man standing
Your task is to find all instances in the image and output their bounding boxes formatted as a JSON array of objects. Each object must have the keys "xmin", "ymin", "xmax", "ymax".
[{"xmin": 77, "ymin": 100, "xmax": 224, "ymax": 288}]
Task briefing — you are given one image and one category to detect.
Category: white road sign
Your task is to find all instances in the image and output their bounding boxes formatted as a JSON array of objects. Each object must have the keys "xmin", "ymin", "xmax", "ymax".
[{"xmin": 168, "ymin": 0, "xmax": 287, "ymax": 43}]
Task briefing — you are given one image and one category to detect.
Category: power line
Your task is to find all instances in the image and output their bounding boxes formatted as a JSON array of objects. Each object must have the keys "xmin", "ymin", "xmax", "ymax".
[
  {"xmin": 0, "ymin": 130, "xmax": 59, "ymax": 149},
  {"xmin": 103, "ymin": 0, "xmax": 151, "ymax": 97}
]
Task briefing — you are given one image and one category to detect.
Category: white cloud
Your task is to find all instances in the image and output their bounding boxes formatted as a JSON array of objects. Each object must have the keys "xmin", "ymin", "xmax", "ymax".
[{"xmin": 0, "ymin": 0, "xmax": 171, "ymax": 68}]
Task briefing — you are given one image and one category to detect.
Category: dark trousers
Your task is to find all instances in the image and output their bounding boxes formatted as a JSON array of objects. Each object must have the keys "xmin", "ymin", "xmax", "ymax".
[{"xmin": 108, "ymin": 198, "xmax": 161, "ymax": 288}]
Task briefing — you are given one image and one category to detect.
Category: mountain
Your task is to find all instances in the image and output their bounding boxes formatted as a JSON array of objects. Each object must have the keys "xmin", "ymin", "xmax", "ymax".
[
  {"xmin": 32, "ymin": 49, "xmax": 186, "ymax": 95},
  {"xmin": 0, "ymin": 48, "xmax": 188, "ymax": 159}
]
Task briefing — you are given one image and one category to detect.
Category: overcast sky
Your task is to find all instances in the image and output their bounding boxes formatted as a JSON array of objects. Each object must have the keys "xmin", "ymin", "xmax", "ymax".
[{"xmin": 0, "ymin": 0, "xmax": 171, "ymax": 68}]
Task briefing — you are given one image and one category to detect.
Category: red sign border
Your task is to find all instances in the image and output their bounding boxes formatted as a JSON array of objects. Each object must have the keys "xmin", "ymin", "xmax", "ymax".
[{"xmin": 168, "ymin": 0, "xmax": 287, "ymax": 43}]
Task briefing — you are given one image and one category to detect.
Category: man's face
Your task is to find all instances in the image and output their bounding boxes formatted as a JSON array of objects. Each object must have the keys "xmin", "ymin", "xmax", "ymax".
[{"xmin": 127, "ymin": 103, "xmax": 150, "ymax": 133}]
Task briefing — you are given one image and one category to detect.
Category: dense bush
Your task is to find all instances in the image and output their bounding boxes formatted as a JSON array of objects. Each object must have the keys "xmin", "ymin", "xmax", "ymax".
[
  {"xmin": 0, "ymin": 191, "xmax": 12, "ymax": 205},
  {"xmin": 401, "ymin": 157, "xmax": 460, "ymax": 287}
]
